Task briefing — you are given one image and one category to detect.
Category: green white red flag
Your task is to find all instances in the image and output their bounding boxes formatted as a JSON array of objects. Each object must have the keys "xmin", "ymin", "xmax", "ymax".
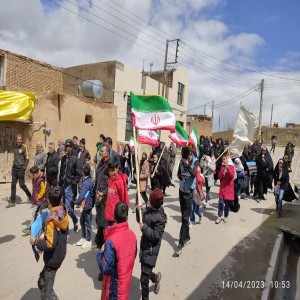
[
  {"xmin": 168, "ymin": 121, "xmax": 189, "ymax": 147},
  {"xmin": 188, "ymin": 125, "xmax": 199, "ymax": 156},
  {"xmin": 130, "ymin": 92, "xmax": 175, "ymax": 132},
  {"xmin": 138, "ymin": 130, "xmax": 160, "ymax": 147}
]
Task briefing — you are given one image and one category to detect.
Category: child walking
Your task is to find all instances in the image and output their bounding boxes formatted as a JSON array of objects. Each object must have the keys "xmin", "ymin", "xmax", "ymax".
[
  {"xmin": 75, "ymin": 164, "xmax": 94, "ymax": 249},
  {"xmin": 189, "ymin": 166, "xmax": 205, "ymax": 227},
  {"xmin": 23, "ymin": 166, "xmax": 47, "ymax": 235},
  {"xmin": 29, "ymin": 186, "xmax": 69, "ymax": 299},
  {"xmin": 138, "ymin": 188, "xmax": 166, "ymax": 300},
  {"xmin": 97, "ymin": 202, "xmax": 137, "ymax": 300}
]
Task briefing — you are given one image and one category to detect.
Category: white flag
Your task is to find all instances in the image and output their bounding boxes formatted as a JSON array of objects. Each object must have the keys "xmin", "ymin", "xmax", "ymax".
[{"xmin": 233, "ymin": 106, "xmax": 258, "ymax": 144}]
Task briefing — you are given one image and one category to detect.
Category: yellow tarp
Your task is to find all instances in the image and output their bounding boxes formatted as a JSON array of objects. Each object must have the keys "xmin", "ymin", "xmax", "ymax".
[{"xmin": 0, "ymin": 90, "xmax": 37, "ymax": 121}]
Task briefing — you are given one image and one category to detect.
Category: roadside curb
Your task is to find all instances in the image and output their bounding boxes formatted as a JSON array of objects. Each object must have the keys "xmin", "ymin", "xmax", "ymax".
[{"xmin": 261, "ymin": 232, "xmax": 284, "ymax": 300}]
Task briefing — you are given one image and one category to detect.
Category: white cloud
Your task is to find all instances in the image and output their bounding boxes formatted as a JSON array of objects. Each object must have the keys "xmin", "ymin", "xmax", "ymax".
[{"xmin": 0, "ymin": 0, "xmax": 299, "ymax": 132}]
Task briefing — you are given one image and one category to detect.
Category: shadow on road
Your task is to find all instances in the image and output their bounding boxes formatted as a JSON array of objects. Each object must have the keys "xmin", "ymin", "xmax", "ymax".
[
  {"xmin": 0, "ymin": 234, "xmax": 15, "ymax": 244},
  {"xmin": 76, "ymin": 250, "xmax": 102, "ymax": 290},
  {"xmin": 20, "ymin": 288, "xmax": 40, "ymax": 300}
]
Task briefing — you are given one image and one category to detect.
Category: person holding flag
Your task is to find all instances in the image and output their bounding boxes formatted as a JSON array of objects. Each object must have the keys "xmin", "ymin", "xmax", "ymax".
[{"xmin": 176, "ymin": 146, "xmax": 198, "ymax": 256}]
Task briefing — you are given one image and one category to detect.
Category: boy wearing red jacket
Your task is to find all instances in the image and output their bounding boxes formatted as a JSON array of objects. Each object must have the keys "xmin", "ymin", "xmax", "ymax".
[
  {"xmin": 104, "ymin": 160, "xmax": 129, "ymax": 225},
  {"xmin": 97, "ymin": 202, "xmax": 137, "ymax": 300}
]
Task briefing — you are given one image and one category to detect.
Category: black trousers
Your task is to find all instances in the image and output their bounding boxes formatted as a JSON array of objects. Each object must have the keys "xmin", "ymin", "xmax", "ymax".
[
  {"xmin": 10, "ymin": 167, "xmax": 31, "ymax": 203},
  {"xmin": 141, "ymin": 263, "xmax": 157, "ymax": 300},
  {"xmin": 38, "ymin": 265, "xmax": 59, "ymax": 300},
  {"xmin": 179, "ymin": 189, "xmax": 193, "ymax": 246}
]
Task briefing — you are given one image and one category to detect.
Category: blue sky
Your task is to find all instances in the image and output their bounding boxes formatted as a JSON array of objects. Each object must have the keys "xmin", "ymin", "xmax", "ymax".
[
  {"xmin": 0, "ymin": 0, "xmax": 299, "ymax": 129},
  {"xmin": 221, "ymin": 0, "xmax": 300, "ymax": 70}
]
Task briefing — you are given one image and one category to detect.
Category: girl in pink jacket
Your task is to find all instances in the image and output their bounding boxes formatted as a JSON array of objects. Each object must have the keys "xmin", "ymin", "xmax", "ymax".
[{"xmin": 215, "ymin": 154, "xmax": 235, "ymax": 224}]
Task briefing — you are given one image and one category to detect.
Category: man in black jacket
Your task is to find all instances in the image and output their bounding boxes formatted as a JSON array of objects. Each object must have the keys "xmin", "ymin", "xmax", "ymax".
[
  {"xmin": 45, "ymin": 142, "xmax": 60, "ymax": 189},
  {"xmin": 9, "ymin": 134, "xmax": 32, "ymax": 207},
  {"xmin": 59, "ymin": 139, "xmax": 82, "ymax": 230}
]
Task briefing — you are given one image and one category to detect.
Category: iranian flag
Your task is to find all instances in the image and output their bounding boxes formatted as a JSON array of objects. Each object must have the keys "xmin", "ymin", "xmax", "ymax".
[
  {"xmin": 138, "ymin": 130, "xmax": 160, "ymax": 147},
  {"xmin": 168, "ymin": 121, "xmax": 189, "ymax": 147},
  {"xmin": 130, "ymin": 92, "xmax": 175, "ymax": 132},
  {"xmin": 188, "ymin": 126, "xmax": 199, "ymax": 156}
]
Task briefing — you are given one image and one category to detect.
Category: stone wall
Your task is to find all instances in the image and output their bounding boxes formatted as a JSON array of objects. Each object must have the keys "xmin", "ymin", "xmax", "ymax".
[{"xmin": 212, "ymin": 126, "xmax": 300, "ymax": 146}]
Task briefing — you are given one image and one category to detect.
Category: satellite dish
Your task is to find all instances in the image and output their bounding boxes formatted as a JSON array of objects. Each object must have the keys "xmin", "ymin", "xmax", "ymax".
[{"xmin": 82, "ymin": 80, "xmax": 103, "ymax": 100}]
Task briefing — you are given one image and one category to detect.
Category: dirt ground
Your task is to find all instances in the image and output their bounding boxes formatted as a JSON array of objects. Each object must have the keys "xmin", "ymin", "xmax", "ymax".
[{"xmin": 0, "ymin": 146, "xmax": 299, "ymax": 300}]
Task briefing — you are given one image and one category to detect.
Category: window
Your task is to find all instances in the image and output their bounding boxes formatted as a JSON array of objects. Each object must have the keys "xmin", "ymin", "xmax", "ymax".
[
  {"xmin": 125, "ymin": 95, "xmax": 133, "ymax": 141},
  {"xmin": 85, "ymin": 114, "xmax": 93, "ymax": 123},
  {"xmin": 177, "ymin": 82, "xmax": 184, "ymax": 105}
]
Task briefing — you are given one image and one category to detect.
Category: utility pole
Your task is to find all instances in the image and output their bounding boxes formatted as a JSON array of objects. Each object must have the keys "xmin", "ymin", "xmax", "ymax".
[
  {"xmin": 270, "ymin": 103, "xmax": 273, "ymax": 127},
  {"xmin": 162, "ymin": 39, "xmax": 180, "ymax": 99},
  {"xmin": 219, "ymin": 116, "xmax": 221, "ymax": 131},
  {"xmin": 258, "ymin": 78, "xmax": 264, "ymax": 142},
  {"xmin": 203, "ymin": 104, "xmax": 206, "ymax": 120}
]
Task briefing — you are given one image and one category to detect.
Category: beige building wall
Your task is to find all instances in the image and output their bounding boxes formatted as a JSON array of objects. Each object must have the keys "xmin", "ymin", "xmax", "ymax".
[
  {"xmin": 114, "ymin": 64, "xmax": 189, "ymax": 145},
  {"xmin": 24, "ymin": 93, "xmax": 118, "ymax": 164}
]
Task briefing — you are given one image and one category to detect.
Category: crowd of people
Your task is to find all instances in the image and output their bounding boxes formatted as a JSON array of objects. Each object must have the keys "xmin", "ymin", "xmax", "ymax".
[{"xmin": 7, "ymin": 133, "xmax": 297, "ymax": 299}]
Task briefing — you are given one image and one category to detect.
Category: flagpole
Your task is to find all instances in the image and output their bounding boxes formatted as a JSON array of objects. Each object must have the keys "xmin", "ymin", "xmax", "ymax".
[
  {"xmin": 202, "ymin": 138, "xmax": 238, "ymax": 176},
  {"xmin": 151, "ymin": 143, "xmax": 166, "ymax": 178},
  {"xmin": 133, "ymin": 126, "xmax": 142, "ymax": 223}
]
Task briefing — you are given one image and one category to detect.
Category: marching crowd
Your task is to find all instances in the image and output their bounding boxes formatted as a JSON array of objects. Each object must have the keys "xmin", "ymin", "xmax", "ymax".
[{"xmin": 7, "ymin": 133, "xmax": 297, "ymax": 299}]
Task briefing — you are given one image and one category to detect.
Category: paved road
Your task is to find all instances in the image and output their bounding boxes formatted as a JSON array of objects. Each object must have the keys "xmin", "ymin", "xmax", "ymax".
[{"xmin": 0, "ymin": 146, "xmax": 299, "ymax": 300}]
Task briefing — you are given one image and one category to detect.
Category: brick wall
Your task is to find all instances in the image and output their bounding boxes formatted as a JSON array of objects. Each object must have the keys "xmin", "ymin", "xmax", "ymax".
[
  {"xmin": 2, "ymin": 51, "xmax": 63, "ymax": 93},
  {"xmin": 186, "ymin": 118, "xmax": 212, "ymax": 137}
]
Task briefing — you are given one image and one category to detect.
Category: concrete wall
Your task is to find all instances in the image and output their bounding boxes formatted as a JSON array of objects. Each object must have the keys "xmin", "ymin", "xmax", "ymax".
[
  {"xmin": 1, "ymin": 50, "xmax": 63, "ymax": 93},
  {"xmin": 63, "ymin": 61, "xmax": 116, "ymax": 103}
]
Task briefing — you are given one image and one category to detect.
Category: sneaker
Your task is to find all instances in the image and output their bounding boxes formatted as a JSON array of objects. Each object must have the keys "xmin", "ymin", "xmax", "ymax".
[
  {"xmin": 183, "ymin": 238, "xmax": 191, "ymax": 247},
  {"xmin": 277, "ymin": 211, "xmax": 282, "ymax": 218},
  {"xmin": 199, "ymin": 213, "xmax": 203, "ymax": 224},
  {"xmin": 208, "ymin": 201, "xmax": 212, "ymax": 205},
  {"xmin": 261, "ymin": 196, "xmax": 266, "ymax": 200},
  {"xmin": 215, "ymin": 217, "xmax": 222, "ymax": 224},
  {"xmin": 203, "ymin": 202, "xmax": 207, "ymax": 208},
  {"xmin": 7, "ymin": 199, "xmax": 16, "ymax": 207},
  {"xmin": 76, "ymin": 238, "xmax": 86, "ymax": 246},
  {"xmin": 91, "ymin": 244, "xmax": 99, "ymax": 250},
  {"xmin": 81, "ymin": 240, "xmax": 92, "ymax": 249},
  {"xmin": 189, "ymin": 222, "xmax": 194, "ymax": 228},
  {"xmin": 175, "ymin": 244, "xmax": 183, "ymax": 255},
  {"xmin": 22, "ymin": 228, "xmax": 31, "ymax": 235},
  {"xmin": 224, "ymin": 217, "xmax": 228, "ymax": 223},
  {"xmin": 154, "ymin": 272, "xmax": 162, "ymax": 294}
]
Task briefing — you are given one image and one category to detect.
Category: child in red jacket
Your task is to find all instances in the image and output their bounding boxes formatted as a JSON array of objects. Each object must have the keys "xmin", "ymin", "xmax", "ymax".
[
  {"xmin": 104, "ymin": 160, "xmax": 129, "ymax": 225},
  {"xmin": 97, "ymin": 202, "xmax": 137, "ymax": 300},
  {"xmin": 215, "ymin": 154, "xmax": 235, "ymax": 224}
]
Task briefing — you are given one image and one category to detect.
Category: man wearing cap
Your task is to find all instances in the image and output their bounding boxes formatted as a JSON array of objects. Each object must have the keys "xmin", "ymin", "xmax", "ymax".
[
  {"xmin": 77, "ymin": 138, "xmax": 89, "ymax": 164},
  {"xmin": 59, "ymin": 139, "xmax": 83, "ymax": 230},
  {"xmin": 8, "ymin": 134, "xmax": 32, "ymax": 207}
]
